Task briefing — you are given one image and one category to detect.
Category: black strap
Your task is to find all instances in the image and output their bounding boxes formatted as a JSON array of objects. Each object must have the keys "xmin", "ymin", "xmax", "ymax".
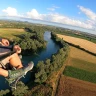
[
  {"xmin": 0, "ymin": 45, "xmax": 13, "ymax": 51},
  {"xmin": 0, "ymin": 50, "xmax": 16, "ymax": 60}
]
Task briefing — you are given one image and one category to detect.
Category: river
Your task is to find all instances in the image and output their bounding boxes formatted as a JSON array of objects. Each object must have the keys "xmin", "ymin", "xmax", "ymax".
[{"xmin": 0, "ymin": 31, "xmax": 60, "ymax": 90}]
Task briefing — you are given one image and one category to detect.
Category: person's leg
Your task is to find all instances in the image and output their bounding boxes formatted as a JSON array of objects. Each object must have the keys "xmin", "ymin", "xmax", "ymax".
[
  {"xmin": 9, "ymin": 53, "xmax": 23, "ymax": 69},
  {"xmin": 0, "ymin": 53, "xmax": 23, "ymax": 77},
  {"xmin": 1, "ymin": 53, "xmax": 23, "ymax": 69},
  {"xmin": 0, "ymin": 67, "xmax": 8, "ymax": 77},
  {"xmin": 0, "ymin": 52, "xmax": 34, "ymax": 88}
]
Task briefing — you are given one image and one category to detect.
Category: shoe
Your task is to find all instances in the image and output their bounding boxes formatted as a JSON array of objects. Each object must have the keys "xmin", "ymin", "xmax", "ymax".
[{"xmin": 6, "ymin": 61, "xmax": 34, "ymax": 89}]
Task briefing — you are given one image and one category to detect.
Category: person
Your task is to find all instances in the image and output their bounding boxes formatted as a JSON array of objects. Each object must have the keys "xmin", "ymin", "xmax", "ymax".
[{"xmin": 0, "ymin": 38, "xmax": 34, "ymax": 87}]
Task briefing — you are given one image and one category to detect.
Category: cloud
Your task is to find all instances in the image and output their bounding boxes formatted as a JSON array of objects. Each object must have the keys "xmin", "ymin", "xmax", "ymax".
[
  {"xmin": 47, "ymin": 8, "xmax": 55, "ymax": 11},
  {"xmin": 78, "ymin": 5, "xmax": 96, "ymax": 21},
  {"xmin": 47, "ymin": 5, "xmax": 60, "ymax": 11},
  {"xmin": 2, "ymin": 7, "xmax": 18, "ymax": 16},
  {"xmin": 27, "ymin": 9, "xmax": 44, "ymax": 19},
  {"xmin": 1, "ymin": 7, "xmax": 95, "ymax": 30},
  {"xmin": 26, "ymin": 9, "xmax": 93, "ymax": 29},
  {"xmin": 46, "ymin": 13, "xmax": 93, "ymax": 29}
]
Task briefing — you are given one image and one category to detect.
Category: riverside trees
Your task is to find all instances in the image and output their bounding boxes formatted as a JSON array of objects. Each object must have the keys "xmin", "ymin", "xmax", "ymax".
[
  {"xmin": 14, "ymin": 27, "xmax": 46, "ymax": 55},
  {"xmin": 34, "ymin": 32, "xmax": 69, "ymax": 84}
]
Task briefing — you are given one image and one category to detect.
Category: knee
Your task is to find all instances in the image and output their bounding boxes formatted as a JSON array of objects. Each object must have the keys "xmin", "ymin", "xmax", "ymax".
[
  {"xmin": 0, "ymin": 68, "xmax": 3, "ymax": 74},
  {"xmin": 10, "ymin": 53, "xmax": 19, "ymax": 58}
]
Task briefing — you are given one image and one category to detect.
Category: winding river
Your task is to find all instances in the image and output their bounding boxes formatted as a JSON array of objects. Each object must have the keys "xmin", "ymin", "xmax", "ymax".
[{"xmin": 0, "ymin": 31, "xmax": 60, "ymax": 90}]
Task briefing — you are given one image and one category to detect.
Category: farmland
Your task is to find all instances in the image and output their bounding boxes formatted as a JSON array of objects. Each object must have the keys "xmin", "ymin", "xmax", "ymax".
[
  {"xmin": 57, "ymin": 34, "xmax": 96, "ymax": 54},
  {"xmin": 0, "ymin": 20, "xmax": 96, "ymax": 96},
  {"xmin": 56, "ymin": 75, "xmax": 96, "ymax": 96},
  {"xmin": 68, "ymin": 46, "xmax": 96, "ymax": 72},
  {"xmin": 0, "ymin": 28, "xmax": 26, "ymax": 40},
  {"xmin": 56, "ymin": 34, "xmax": 96, "ymax": 96}
]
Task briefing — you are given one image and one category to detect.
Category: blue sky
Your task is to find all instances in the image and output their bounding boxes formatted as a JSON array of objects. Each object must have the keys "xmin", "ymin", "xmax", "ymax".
[{"xmin": 0, "ymin": 0, "xmax": 96, "ymax": 34}]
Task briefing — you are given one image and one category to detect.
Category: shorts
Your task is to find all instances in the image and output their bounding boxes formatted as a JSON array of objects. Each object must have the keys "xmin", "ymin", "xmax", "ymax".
[
  {"xmin": 0, "ymin": 45, "xmax": 12, "ymax": 55},
  {"xmin": 0, "ymin": 48, "xmax": 11, "ymax": 54},
  {"xmin": 0, "ymin": 47, "xmax": 11, "ymax": 67}
]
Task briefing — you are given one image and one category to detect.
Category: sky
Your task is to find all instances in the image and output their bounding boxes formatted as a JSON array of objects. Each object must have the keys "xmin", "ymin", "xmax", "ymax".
[{"xmin": 0, "ymin": 0, "xmax": 96, "ymax": 34}]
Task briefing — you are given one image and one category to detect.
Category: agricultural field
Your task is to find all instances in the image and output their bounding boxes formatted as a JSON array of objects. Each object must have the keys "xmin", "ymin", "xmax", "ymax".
[
  {"xmin": 57, "ymin": 34, "xmax": 96, "ymax": 54},
  {"xmin": 0, "ymin": 28, "xmax": 26, "ymax": 40},
  {"xmin": 57, "ymin": 33, "xmax": 96, "ymax": 72},
  {"xmin": 68, "ymin": 46, "xmax": 96, "ymax": 72},
  {"xmin": 56, "ymin": 34, "xmax": 96, "ymax": 96},
  {"xmin": 56, "ymin": 75, "xmax": 96, "ymax": 96}
]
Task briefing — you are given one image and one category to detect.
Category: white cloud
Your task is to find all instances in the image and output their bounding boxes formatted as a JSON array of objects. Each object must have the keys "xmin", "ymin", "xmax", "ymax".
[
  {"xmin": 47, "ymin": 5, "xmax": 60, "ymax": 11},
  {"xmin": 2, "ymin": 7, "xmax": 18, "ymax": 16},
  {"xmin": 78, "ymin": 5, "xmax": 96, "ymax": 21},
  {"xmin": 26, "ymin": 9, "xmax": 93, "ymax": 29},
  {"xmin": 27, "ymin": 9, "xmax": 42, "ymax": 19},
  {"xmin": 1, "ymin": 7, "xmax": 95, "ymax": 30},
  {"xmin": 46, "ymin": 13, "xmax": 93, "ymax": 29},
  {"xmin": 47, "ymin": 8, "xmax": 55, "ymax": 11}
]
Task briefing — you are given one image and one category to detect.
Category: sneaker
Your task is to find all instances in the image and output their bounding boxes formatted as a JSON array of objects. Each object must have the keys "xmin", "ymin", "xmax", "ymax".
[{"xmin": 6, "ymin": 61, "xmax": 34, "ymax": 89}]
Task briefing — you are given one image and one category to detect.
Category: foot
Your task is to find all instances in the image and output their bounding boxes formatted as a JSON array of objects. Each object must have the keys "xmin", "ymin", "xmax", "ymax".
[
  {"xmin": 6, "ymin": 61, "xmax": 34, "ymax": 89},
  {"xmin": 23, "ymin": 61, "xmax": 34, "ymax": 75}
]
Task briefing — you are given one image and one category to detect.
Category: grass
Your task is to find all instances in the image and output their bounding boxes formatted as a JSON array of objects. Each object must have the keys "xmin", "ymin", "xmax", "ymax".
[
  {"xmin": 0, "ymin": 28, "xmax": 26, "ymax": 40},
  {"xmin": 68, "ymin": 46, "xmax": 96, "ymax": 72},
  {"xmin": 64, "ymin": 66, "xmax": 96, "ymax": 83},
  {"xmin": 69, "ymin": 46, "xmax": 96, "ymax": 63},
  {"xmin": 63, "ymin": 45, "xmax": 96, "ymax": 83},
  {"xmin": 70, "ymin": 58, "xmax": 96, "ymax": 72}
]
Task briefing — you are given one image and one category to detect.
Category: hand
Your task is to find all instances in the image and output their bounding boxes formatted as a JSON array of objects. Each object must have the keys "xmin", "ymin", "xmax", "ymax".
[
  {"xmin": 13, "ymin": 45, "xmax": 21, "ymax": 54},
  {"xmin": 1, "ymin": 39, "xmax": 10, "ymax": 46}
]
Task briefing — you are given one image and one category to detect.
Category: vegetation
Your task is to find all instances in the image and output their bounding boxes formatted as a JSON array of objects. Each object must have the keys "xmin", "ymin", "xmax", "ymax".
[
  {"xmin": 1, "ymin": 20, "xmax": 96, "ymax": 96},
  {"xmin": 12, "ymin": 82, "xmax": 28, "ymax": 96},
  {"xmin": 1, "ymin": 20, "xmax": 96, "ymax": 43},
  {"xmin": 54, "ymin": 28, "xmax": 96, "ymax": 43},
  {"xmin": 30, "ymin": 32, "xmax": 69, "ymax": 96},
  {"xmin": 0, "ymin": 28, "xmax": 26, "ymax": 40},
  {"xmin": 0, "ymin": 89, "xmax": 10, "ymax": 96},
  {"xmin": 64, "ymin": 66, "xmax": 96, "ymax": 83},
  {"xmin": 69, "ymin": 46, "xmax": 96, "ymax": 64},
  {"xmin": 0, "ymin": 21, "xmax": 69, "ymax": 96},
  {"xmin": 67, "ymin": 46, "xmax": 96, "ymax": 72},
  {"xmin": 31, "ymin": 85, "xmax": 52, "ymax": 96},
  {"xmin": 34, "ymin": 32, "xmax": 68, "ymax": 84},
  {"xmin": 14, "ymin": 28, "xmax": 46, "ymax": 55},
  {"xmin": 70, "ymin": 58, "xmax": 96, "ymax": 72},
  {"xmin": 64, "ymin": 40, "xmax": 96, "ymax": 56}
]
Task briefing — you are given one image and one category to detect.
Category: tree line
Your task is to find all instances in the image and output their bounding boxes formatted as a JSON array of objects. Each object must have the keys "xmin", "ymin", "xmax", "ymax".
[{"xmin": 14, "ymin": 27, "xmax": 46, "ymax": 55}]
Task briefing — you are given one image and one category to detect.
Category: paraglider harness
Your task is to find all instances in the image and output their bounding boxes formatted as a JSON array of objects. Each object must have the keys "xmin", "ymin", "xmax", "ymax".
[{"xmin": 0, "ymin": 45, "xmax": 22, "ymax": 89}]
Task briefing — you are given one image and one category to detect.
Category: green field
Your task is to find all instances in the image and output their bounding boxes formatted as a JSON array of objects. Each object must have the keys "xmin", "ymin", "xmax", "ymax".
[
  {"xmin": 63, "ymin": 45, "xmax": 96, "ymax": 83},
  {"xmin": 67, "ymin": 46, "xmax": 96, "ymax": 72},
  {"xmin": 0, "ymin": 28, "xmax": 26, "ymax": 40},
  {"xmin": 70, "ymin": 58, "xmax": 96, "ymax": 72},
  {"xmin": 64, "ymin": 66, "xmax": 96, "ymax": 83}
]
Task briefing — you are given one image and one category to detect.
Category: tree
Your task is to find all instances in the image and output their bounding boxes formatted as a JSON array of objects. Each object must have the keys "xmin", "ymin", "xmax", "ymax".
[{"xmin": 12, "ymin": 81, "xmax": 28, "ymax": 96}]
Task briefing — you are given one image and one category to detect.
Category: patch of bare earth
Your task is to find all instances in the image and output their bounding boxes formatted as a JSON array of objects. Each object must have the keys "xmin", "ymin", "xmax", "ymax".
[
  {"xmin": 56, "ymin": 75, "xmax": 96, "ymax": 96},
  {"xmin": 57, "ymin": 34, "xmax": 96, "ymax": 54}
]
